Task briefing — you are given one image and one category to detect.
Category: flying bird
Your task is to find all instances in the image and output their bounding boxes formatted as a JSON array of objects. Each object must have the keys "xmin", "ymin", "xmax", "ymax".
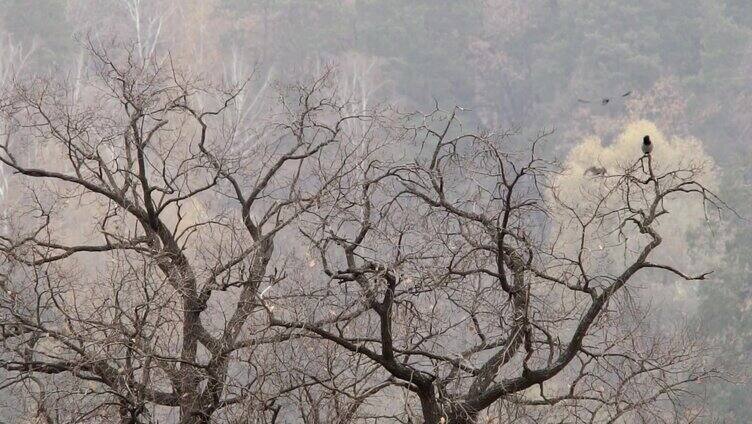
[
  {"xmin": 577, "ymin": 91, "xmax": 632, "ymax": 105},
  {"xmin": 642, "ymin": 135, "xmax": 653, "ymax": 155},
  {"xmin": 583, "ymin": 166, "xmax": 607, "ymax": 176}
]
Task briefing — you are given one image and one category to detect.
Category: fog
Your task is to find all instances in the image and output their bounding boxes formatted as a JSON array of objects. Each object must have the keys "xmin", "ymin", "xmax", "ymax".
[{"xmin": 0, "ymin": 1, "xmax": 749, "ymax": 423}]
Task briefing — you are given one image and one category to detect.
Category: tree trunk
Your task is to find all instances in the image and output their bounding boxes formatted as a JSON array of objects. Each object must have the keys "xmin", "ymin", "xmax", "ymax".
[{"xmin": 420, "ymin": 391, "xmax": 478, "ymax": 424}]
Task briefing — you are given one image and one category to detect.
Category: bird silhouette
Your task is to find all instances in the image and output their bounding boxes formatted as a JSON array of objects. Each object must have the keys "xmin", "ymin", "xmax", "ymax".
[
  {"xmin": 642, "ymin": 135, "xmax": 653, "ymax": 155},
  {"xmin": 577, "ymin": 90, "xmax": 632, "ymax": 105}
]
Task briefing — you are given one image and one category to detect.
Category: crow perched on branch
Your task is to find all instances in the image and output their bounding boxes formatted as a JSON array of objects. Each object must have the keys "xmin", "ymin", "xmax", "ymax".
[{"xmin": 642, "ymin": 135, "xmax": 653, "ymax": 154}]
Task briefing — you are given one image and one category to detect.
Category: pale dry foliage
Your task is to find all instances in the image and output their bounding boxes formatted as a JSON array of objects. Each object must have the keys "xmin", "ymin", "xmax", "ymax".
[{"xmin": 558, "ymin": 121, "xmax": 725, "ymax": 306}]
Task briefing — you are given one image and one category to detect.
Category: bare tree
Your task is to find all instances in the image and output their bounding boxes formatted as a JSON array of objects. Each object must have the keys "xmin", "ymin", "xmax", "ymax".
[
  {"xmin": 0, "ymin": 42, "xmax": 379, "ymax": 424},
  {"xmin": 271, "ymin": 107, "xmax": 723, "ymax": 423},
  {"xmin": 0, "ymin": 32, "xmax": 33, "ymax": 234},
  {"xmin": 0, "ymin": 42, "xmax": 724, "ymax": 424},
  {"xmin": 121, "ymin": 0, "xmax": 166, "ymax": 61}
]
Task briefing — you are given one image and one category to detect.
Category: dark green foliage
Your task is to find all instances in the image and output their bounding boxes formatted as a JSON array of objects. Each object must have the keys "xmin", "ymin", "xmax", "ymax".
[{"xmin": 698, "ymin": 161, "xmax": 752, "ymax": 422}]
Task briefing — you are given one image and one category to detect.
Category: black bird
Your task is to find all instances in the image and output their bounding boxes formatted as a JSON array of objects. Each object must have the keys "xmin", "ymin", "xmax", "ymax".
[
  {"xmin": 578, "ymin": 90, "xmax": 632, "ymax": 105},
  {"xmin": 642, "ymin": 135, "xmax": 653, "ymax": 155}
]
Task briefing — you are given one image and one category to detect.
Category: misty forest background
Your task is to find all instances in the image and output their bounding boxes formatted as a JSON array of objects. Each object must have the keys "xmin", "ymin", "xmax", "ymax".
[{"xmin": 0, "ymin": 0, "xmax": 751, "ymax": 421}]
